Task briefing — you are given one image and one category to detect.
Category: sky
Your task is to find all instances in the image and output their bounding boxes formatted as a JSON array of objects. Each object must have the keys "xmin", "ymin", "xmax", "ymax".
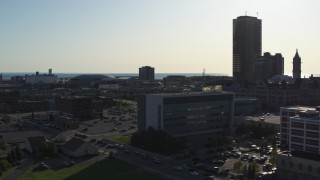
[{"xmin": 1, "ymin": 0, "xmax": 320, "ymax": 76}]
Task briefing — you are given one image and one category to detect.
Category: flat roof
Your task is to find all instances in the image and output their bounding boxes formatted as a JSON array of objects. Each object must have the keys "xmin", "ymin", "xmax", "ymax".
[
  {"xmin": 147, "ymin": 91, "xmax": 234, "ymax": 98},
  {"xmin": 280, "ymin": 106, "xmax": 315, "ymax": 111}
]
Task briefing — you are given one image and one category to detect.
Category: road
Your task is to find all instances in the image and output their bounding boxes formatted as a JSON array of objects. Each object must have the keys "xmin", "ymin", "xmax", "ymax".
[
  {"xmin": 4, "ymin": 156, "xmax": 34, "ymax": 180},
  {"xmin": 113, "ymin": 148, "xmax": 219, "ymax": 180}
]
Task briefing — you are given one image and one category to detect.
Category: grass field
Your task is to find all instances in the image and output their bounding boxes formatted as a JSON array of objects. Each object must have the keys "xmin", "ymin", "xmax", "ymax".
[
  {"xmin": 18, "ymin": 158, "xmax": 164, "ymax": 180},
  {"xmin": 106, "ymin": 134, "xmax": 132, "ymax": 144}
]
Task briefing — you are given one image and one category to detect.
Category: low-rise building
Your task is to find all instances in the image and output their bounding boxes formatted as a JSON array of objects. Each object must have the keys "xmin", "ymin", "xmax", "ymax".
[
  {"xmin": 55, "ymin": 116, "xmax": 79, "ymax": 130},
  {"xmin": 61, "ymin": 138, "xmax": 99, "ymax": 157},
  {"xmin": 55, "ymin": 96, "xmax": 102, "ymax": 120},
  {"xmin": 25, "ymin": 69, "xmax": 57, "ymax": 84},
  {"xmin": 25, "ymin": 136, "xmax": 46, "ymax": 154},
  {"xmin": 280, "ymin": 106, "xmax": 320, "ymax": 151},
  {"xmin": 54, "ymin": 130, "xmax": 75, "ymax": 143},
  {"xmin": 277, "ymin": 151, "xmax": 320, "ymax": 180}
]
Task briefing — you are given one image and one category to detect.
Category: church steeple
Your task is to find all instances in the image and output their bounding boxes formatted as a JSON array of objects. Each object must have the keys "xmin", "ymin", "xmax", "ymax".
[{"xmin": 293, "ymin": 49, "xmax": 301, "ymax": 80}]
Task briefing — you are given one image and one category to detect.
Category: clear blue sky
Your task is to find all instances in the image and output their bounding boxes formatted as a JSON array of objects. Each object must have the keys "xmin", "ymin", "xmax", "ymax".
[{"xmin": 1, "ymin": 0, "xmax": 319, "ymax": 76}]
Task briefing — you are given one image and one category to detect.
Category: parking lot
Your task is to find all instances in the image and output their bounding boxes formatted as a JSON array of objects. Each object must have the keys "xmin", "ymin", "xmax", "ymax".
[{"xmin": 77, "ymin": 112, "xmax": 137, "ymax": 136}]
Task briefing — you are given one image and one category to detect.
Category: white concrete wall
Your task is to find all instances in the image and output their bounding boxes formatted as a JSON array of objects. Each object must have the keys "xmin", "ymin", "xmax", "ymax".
[
  {"xmin": 146, "ymin": 95, "xmax": 163, "ymax": 131},
  {"xmin": 63, "ymin": 143, "xmax": 98, "ymax": 157}
]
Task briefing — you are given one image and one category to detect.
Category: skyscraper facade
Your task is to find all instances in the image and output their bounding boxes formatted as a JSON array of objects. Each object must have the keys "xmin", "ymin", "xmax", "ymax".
[
  {"xmin": 233, "ymin": 16, "xmax": 262, "ymax": 82},
  {"xmin": 254, "ymin": 52, "xmax": 284, "ymax": 80},
  {"xmin": 139, "ymin": 66, "xmax": 155, "ymax": 81}
]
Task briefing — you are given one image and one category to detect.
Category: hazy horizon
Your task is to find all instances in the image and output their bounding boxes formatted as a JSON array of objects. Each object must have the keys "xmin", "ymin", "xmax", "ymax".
[{"xmin": 1, "ymin": 0, "xmax": 319, "ymax": 75}]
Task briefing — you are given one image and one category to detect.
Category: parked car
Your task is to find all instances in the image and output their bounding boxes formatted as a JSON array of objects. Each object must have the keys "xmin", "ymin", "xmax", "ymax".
[{"xmin": 190, "ymin": 170, "xmax": 199, "ymax": 176}]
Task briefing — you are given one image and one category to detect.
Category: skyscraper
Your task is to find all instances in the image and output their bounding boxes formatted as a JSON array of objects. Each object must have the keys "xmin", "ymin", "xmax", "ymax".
[
  {"xmin": 233, "ymin": 16, "xmax": 262, "ymax": 82},
  {"xmin": 254, "ymin": 52, "xmax": 284, "ymax": 80},
  {"xmin": 139, "ymin": 66, "xmax": 155, "ymax": 81},
  {"xmin": 293, "ymin": 49, "xmax": 301, "ymax": 80}
]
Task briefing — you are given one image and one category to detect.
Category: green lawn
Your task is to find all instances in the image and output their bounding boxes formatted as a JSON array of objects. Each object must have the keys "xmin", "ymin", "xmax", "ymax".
[
  {"xmin": 19, "ymin": 158, "xmax": 165, "ymax": 180},
  {"xmin": 18, "ymin": 161, "xmax": 95, "ymax": 180},
  {"xmin": 111, "ymin": 171, "xmax": 165, "ymax": 180},
  {"xmin": 0, "ymin": 167, "xmax": 15, "ymax": 180},
  {"xmin": 106, "ymin": 134, "xmax": 132, "ymax": 144}
]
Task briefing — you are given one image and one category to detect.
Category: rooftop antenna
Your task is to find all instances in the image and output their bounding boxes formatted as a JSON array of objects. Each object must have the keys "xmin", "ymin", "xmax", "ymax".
[
  {"xmin": 245, "ymin": 11, "xmax": 247, "ymax": 16},
  {"xmin": 202, "ymin": 68, "xmax": 206, "ymax": 85},
  {"xmin": 257, "ymin": 12, "xmax": 259, "ymax": 18}
]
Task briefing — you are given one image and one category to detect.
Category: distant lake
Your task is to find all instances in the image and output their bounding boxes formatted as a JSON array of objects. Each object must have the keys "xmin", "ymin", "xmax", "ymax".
[{"xmin": 1, "ymin": 72, "xmax": 228, "ymax": 80}]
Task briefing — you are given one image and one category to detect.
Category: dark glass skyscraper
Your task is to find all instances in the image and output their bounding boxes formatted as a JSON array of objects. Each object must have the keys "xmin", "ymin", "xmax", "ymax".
[
  {"xmin": 233, "ymin": 16, "xmax": 262, "ymax": 82},
  {"xmin": 292, "ymin": 50, "xmax": 301, "ymax": 80},
  {"xmin": 139, "ymin": 66, "xmax": 155, "ymax": 81}
]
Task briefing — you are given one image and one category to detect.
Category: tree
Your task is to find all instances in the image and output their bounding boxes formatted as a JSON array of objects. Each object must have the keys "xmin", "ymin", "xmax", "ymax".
[
  {"xmin": 0, "ymin": 140, "xmax": 8, "ymax": 151},
  {"xmin": 49, "ymin": 113, "xmax": 54, "ymax": 121},
  {"xmin": 6, "ymin": 153, "xmax": 12, "ymax": 164},
  {"xmin": 15, "ymin": 145, "xmax": 22, "ymax": 161},
  {"xmin": 242, "ymin": 164, "xmax": 248, "ymax": 178},
  {"xmin": 226, "ymin": 136, "xmax": 234, "ymax": 145},
  {"xmin": 269, "ymin": 147, "xmax": 278, "ymax": 167},
  {"xmin": 0, "ymin": 160, "xmax": 11, "ymax": 172},
  {"xmin": 10, "ymin": 149, "xmax": 17, "ymax": 164},
  {"xmin": 233, "ymin": 160, "xmax": 243, "ymax": 174},
  {"xmin": 47, "ymin": 142, "xmax": 57, "ymax": 155},
  {"xmin": 0, "ymin": 165, "xmax": 3, "ymax": 176},
  {"xmin": 39, "ymin": 141, "xmax": 57, "ymax": 156},
  {"xmin": 109, "ymin": 151, "xmax": 114, "ymax": 158}
]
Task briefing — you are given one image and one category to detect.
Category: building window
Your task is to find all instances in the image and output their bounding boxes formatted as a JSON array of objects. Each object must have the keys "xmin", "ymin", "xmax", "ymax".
[
  {"xmin": 289, "ymin": 161, "xmax": 293, "ymax": 168},
  {"xmin": 299, "ymin": 163, "xmax": 303, "ymax": 171}
]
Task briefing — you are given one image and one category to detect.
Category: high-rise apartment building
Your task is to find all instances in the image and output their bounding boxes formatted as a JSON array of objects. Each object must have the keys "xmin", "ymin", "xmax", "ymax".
[
  {"xmin": 255, "ymin": 52, "xmax": 284, "ymax": 80},
  {"xmin": 293, "ymin": 50, "xmax": 302, "ymax": 80},
  {"xmin": 233, "ymin": 16, "xmax": 262, "ymax": 82},
  {"xmin": 139, "ymin": 66, "xmax": 155, "ymax": 81}
]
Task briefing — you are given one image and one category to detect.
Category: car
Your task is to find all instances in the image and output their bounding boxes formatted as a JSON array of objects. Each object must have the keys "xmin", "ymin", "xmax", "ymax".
[
  {"xmin": 263, "ymin": 163, "xmax": 273, "ymax": 171},
  {"xmin": 39, "ymin": 162, "xmax": 48, "ymax": 170},
  {"xmin": 189, "ymin": 170, "xmax": 199, "ymax": 176},
  {"xmin": 63, "ymin": 161, "xmax": 70, "ymax": 166},
  {"xmin": 212, "ymin": 167, "xmax": 220, "ymax": 174},
  {"xmin": 153, "ymin": 159, "xmax": 162, "ymax": 164},
  {"xmin": 173, "ymin": 166, "xmax": 183, "ymax": 171},
  {"xmin": 204, "ymin": 176, "xmax": 215, "ymax": 180},
  {"xmin": 141, "ymin": 154, "xmax": 150, "ymax": 160}
]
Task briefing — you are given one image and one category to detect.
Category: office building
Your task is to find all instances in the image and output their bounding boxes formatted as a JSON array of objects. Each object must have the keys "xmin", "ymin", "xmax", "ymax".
[
  {"xmin": 280, "ymin": 106, "xmax": 320, "ymax": 152},
  {"xmin": 55, "ymin": 96, "xmax": 103, "ymax": 120},
  {"xmin": 293, "ymin": 50, "xmax": 302, "ymax": 80},
  {"xmin": 254, "ymin": 52, "xmax": 284, "ymax": 80},
  {"xmin": 25, "ymin": 69, "xmax": 57, "ymax": 84},
  {"xmin": 139, "ymin": 66, "xmax": 155, "ymax": 81},
  {"xmin": 138, "ymin": 92, "xmax": 234, "ymax": 137},
  {"xmin": 277, "ymin": 151, "xmax": 320, "ymax": 180},
  {"xmin": 278, "ymin": 106, "xmax": 320, "ymax": 180},
  {"xmin": 233, "ymin": 16, "xmax": 262, "ymax": 82}
]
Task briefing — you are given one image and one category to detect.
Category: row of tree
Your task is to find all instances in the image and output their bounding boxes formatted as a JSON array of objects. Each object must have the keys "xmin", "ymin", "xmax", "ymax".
[
  {"xmin": 0, "ymin": 141, "xmax": 22, "ymax": 176},
  {"xmin": 235, "ymin": 120, "xmax": 277, "ymax": 139},
  {"xmin": 233, "ymin": 160, "xmax": 259, "ymax": 179},
  {"xmin": 7, "ymin": 145, "xmax": 22, "ymax": 165}
]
